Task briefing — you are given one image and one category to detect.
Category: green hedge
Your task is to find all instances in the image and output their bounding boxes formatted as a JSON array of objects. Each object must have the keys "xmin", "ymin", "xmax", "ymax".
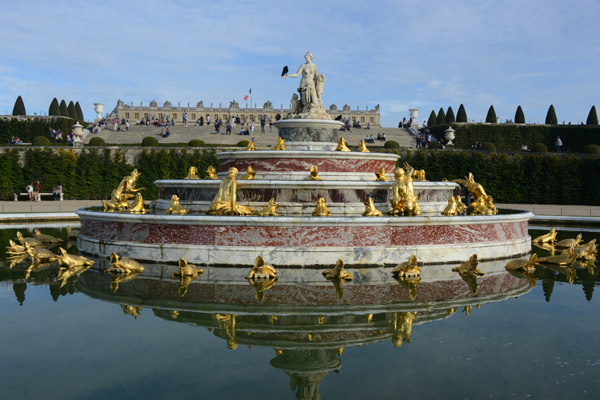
[
  {"xmin": 428, "ymin": 123, "xmax": 600, "ymax": 152},
  {"xmin": 0, "ymin": 148, "xmax": 218, "ymax": 200},
  {"xmin": 404, "ymin": 150, "xmax": 600, "ymax": 205},
  {"xmin": 0, "ymin": 117, "xmax": 85, "ymax": 144}
]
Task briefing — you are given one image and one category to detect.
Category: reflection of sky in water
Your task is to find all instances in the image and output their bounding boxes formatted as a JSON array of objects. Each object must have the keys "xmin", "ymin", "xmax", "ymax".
[{"xmin": 0, "ymin": 227, "xmax": 599, "ymax": 399}]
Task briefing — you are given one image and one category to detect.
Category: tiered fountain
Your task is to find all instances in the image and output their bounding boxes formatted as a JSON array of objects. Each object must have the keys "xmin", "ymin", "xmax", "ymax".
[{"xmin": 76, "ymin": 52, "xmax": 532, "ymax": 270}]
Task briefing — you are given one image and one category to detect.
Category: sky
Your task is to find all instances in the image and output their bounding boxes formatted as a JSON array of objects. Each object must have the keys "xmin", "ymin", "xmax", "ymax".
[{"xmin": 1, "ymin": 0, "xmax": 599, "ymax": 127}]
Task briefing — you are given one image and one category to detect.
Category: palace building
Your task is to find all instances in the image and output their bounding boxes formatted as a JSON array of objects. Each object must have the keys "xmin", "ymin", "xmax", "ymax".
[{"xmin": 111, "ymin": 99, "xmax": 381, "ymax": 127}]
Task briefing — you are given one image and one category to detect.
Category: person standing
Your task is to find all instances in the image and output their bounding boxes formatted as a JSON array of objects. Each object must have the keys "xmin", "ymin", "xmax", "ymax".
[
  {"xmin": 53, "ymin": 182, "xmax": 63, "ymax": 201},
  {"xmin": 34, "ymin": 179, "xmax": 41, "ymax": 202},
  {"xmin": 250, "ymin": 121, "xmax": 255, "ymax": 135},
  {"xmin": 26, "ymin": 182, "xmax": 34, "ymax": 201},
  {"xmin": 555, "ymin": 136, "xmax": 563, "ymax": 152}
]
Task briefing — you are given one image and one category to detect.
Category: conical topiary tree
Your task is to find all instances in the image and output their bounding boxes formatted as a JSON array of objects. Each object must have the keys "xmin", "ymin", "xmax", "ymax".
[
  {"xmin": 456, "ymin": 104, "xmax": 467, "ymax": 122},
  {"xmin": 446, "ymin": 106, "xmax": 456, "ymax": 123},
  {"xmin": 545, "ymin": 104, "xmax": 557, "ymax": 125},
  {"xmin": 586, "ymin": 106, "xmax": 598, "ymax": 125},
  {"xmin": 427, "ymin": 110, "xmax": 437, "ymax": 127},
  {"xmin": 485, "ymin": 105, "xmax": 497, "ymax": 123},
  {"xmin": 515, "ymin": 105, "xmax": 525, "ymax": 124},
  {"xmin": 49, "ymin": 98, "xmax": 60, "ymax": 116},
  {"xmin": 436, "ymin": 107, "xmax": 446, "ymax": 125},
  {"xmin": 12, "ymin": 96, "xmax": 26, "ymax": 116},
  {"xmin": 67, "ymin": 101, "xmax": 77, "ymax": 119},
  {"xmin": 75, "ymin": 101, "xmax": 84, "ymax": 121},
  {"xmin": 59, "ymin": 100, "xmax": 68, "ymax": 117}
]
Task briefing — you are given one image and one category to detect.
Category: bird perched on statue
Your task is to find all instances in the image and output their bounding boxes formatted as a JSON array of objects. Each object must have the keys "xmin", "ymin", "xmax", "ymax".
[{"xmin": 281, "ymin": 66, "xmax": 289, "ymax": 77}]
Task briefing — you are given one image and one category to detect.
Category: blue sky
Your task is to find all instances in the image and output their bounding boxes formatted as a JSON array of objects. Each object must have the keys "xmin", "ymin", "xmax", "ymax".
[{"xmin": 1, "ymin": 0, "xmax": 599, "ymax": 126}]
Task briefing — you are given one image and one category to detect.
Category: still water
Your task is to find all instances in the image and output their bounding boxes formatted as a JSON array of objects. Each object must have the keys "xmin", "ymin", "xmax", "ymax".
[{"xmin": 1, "ymin": 225, "xmax": 599, "ymax": 400}]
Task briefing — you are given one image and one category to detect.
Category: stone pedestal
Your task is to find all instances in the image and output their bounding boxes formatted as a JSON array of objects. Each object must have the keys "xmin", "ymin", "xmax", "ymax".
[
  {"xmin": 273, "ymin": 119, "xmax": 344, "ymax": 143},
  {"xmin": 93, "ymin": 103, "xmax": 104, "ymax": 122},
  {"xmin": 409, "ymin": 108, "xmax": 419, "ymax": 128}
]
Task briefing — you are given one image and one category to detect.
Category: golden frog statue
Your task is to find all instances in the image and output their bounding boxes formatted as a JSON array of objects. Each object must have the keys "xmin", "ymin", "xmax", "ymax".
[
  {"xmin": 389, "ymin": 162, "xmax": 420, "ymax": 216},
  {"xmin": 308, "ymin": 165, "xmax": 323, "ymax": 181},
  {"xmin": 374, "ymin": 167, "xmax": 389, "ymax": 181},
  {"xmin": 275, "ymin": 137, "xmax": 286, "ymax": 150},
  {"xmin": 240, "ymin": 166, "xmax": 257, "ymax": 180},
  {"xmin": 171, "ymin": 258, "xmax": 203, "ymax": 278},
  {"xmin": 206, "ymin": 167, "xmax": 254, "ymax": 216},
  {"xmin": 184, "ymin": 166, "xmax": 201, "ymax": 179},
  {"xmin": 6, "ymin": 239, "xmax": 26, "ymax": 256},
  {"xmin": 555, "ymin": 233, "xmax": 583, "ymax": 249},
  {"xmin": 56, "ymin": 247, "xmax": 95, "ymax": 268},
  {"xmin": 312, "ymin": 197, "xmax": 331, "ymax": 216},
  {"xmin": 358, "ymin": 140, "xmax": 369, "ymax": 152},
  {"xmin": 452, "ymin": 254, "xmax": 484, "ymax": 276},
  {"xmin": 411, "ymin": 169, "xmax": 426, "ymax": 181},
  {"xmin": 336, "ymin": 137, "xmax": 350, "ymax": 151},
  {"xmin": 25, "ymin": 243, "xmax": 57, "ymax": 264},
  {"xmin": 33, "ymin": 229, "xmax": 63, "ymax": 244},
  {"xmin": 256, "ymin": 198, "xmax": 279, "ymax": 216},
  {"xmin": 127, "ymin": 193, "xmax": 149, "ymax": 214},
  {"xmin": 362, "ymin": 197, "xmax": 383, "ymax": 216},
  {"xmin": 166, "ymin": 194, "xmax": 190, "ymax": 215},
  {"xmin": 506, "ymin": 254, "xmax": 538, "ymax": 273},
  {"xmin": 392, "ymin": 254, "xmax": 421, "ymax": 279},
  {"xmin": 16, "ymin": 231, "xmax": 42, "ymax": 248},
  {"xmin": 322, "ymin": 259, "xmax": 353, "ymax": 281},
  {"xmin": 205, "ymin": 166, "xmax": 219, "ymax": 180},
  {"xmin": 246, "ymin": 256, "xmax": 278, "ymax": 280},
  {"xmin": 532, "ymin": 228, "xmax": 558, "ymax": 243}
]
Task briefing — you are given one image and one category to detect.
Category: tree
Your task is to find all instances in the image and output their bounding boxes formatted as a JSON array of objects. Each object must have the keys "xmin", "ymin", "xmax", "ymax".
[
  {"xmin": 67, "ymin": 101, "xmax": 77, "ymax": 119},
  {"xmin": 427, "ymin": 110, "xmax": 437, "ymax": 127},
  {"xmin": 485, "ymin": 105, "xmax": 497, "ymax": 123},
  {"xmin": 514, "ymin": 105, "xmax": 525, "ymax": 124},
  {"xmin": 436, "ymin": 107, "xmax": 446, "ymax": 125},
  {"xmin": 49, "ymin": 98, "xmax": 60, "ymax": 116},
  {"xmin": 446, "ymin": 106, "xmax": 456, "ymax": 123},
  {"xmin": 75, "ymin": 101, "xmax": 84, "ymax": 121},
  {"xmin": 586, "ymin": 105, "xmax": 598, "ymax": 125},
  {"xmin": 545, "ymin": 104, "xmax": 557, "ymax": 125},
  {"xmin": 59, "ymin": 100, "xmax": 68, "ymax": 117},
  {"xmin": 12, "ymin": 96, "xmax": 26, "ymax": 116},
  {"xmin": 456, "ymin": 104, "xmax": 468, "ymax": 122}
]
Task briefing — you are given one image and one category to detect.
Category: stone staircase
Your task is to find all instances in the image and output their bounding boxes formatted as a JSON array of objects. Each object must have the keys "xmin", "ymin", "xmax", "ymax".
[{"xmin": 85, "ymin": 123, "xmax": 416, "ymax": 149}]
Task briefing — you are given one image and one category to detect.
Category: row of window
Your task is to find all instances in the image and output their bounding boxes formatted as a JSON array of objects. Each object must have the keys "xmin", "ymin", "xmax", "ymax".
[{"xmin": 123, "ymin": 112, "xmax": 375, "ymax": 123}]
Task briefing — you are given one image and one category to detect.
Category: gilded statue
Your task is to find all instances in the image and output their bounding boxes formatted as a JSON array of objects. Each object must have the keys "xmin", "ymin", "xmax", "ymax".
[
  {"xmin": 452, "ymin": 254, "xmax": 484, "ymax": 276},
  {"xmin": 308, "ymin": 165, "xmax": 323, "ymax": 181},
  {"xmin": 246, "ymin": 256, "xmax": 278, "ymax": 280},
  {"xmin": 392, "ymin": 254, "xmax": 421, "ymax": 279},
  {"xmin": 456, "ymin": 195, "xmax": 467, "ymax": 214},
  {"xmin": 453, "ymin": 172, "xmax": 497, "ymax": 215},
  {"xmin": 16, "ymin": 231, "xmax": 42, "ymax": 247},
  {"xmin": 33, "ymin": 229, "xmax": 62, "ymax": 244},
  {"xmin": 362, "ymin": 197, "xmax": 383, "ymax": 216},
  {"xmin": 282, "ymin": 52, "xmax": 331, "ymax": 119},
  {"xmin": 166, "ymin": 194, "xmax": 190, "ymax": 215},
  {"xmin": 103, "ymin": 168, "xmax": 145, "ymax": 212},
  {"xmin": 7, "ymin": 239, "xmax": 26, "ymax": 256},
  {"xmin": 247, "ymin": 140, "xmax": 256, "ymax": 151},
  {"xmin": 184, "ymin": 166, "xmax": 201, "ymax": 179},
  {"xmin": 56, "ymin": 247, "xmax": 94, "ymax": 268},
  {"xmin": 389, "ymin": 162, "xmax": 421, "ymax": 216},
  {"xmin": 391, "ymin": 312, "xmax": 417, "ymax": 348},
  {"xmin": 25, "ymin": 243, "xmax": 57, "ymax": 264},
  {"xmin": 206, "ymin": 167, "xmax": 254, "ymax": 216},
  {"xmin": 171, "ymin": 258, "xmax": 203, "ymax": 296},
  {"xmin": 240, "ymin": 166, "xmax": 256, "ymax": 180},
  {"xmin": 555, "ymin": 233, "xmax": 583, "ymax": 249},
  {"xmin": 205, "ymin": 166, "xmax": 219, "ymax": 180},
  {"xmin": 336, "ymin": 137, "xmax": 351, "ymax": 152},
  {"xmin": 442, "ymin": 196, "xmax": 458, "ymax": 216},
  {"xmin": 127, "ymin": 193, "xmax": 149, "ymax": 214},
  {"xmin": 107, "ymin": 252, "xmax": 144, "ymax": 274},
  {"xmin": 575, "ymin": 239, "xmax": 597, "ymax": 259},
  {"xmin": 256, "ymin": 198, "xmax": 279, "ymax": 216},
  {"xmin": 358, "ymin": 140, "xmax": 369, "ymax": 152},
  {"xmin": 275, "ymin": 137, "xmax": 286, "ymax": 150},
  {"xmin": 506, "ymin": 254, "xmax": 538, "ymax": 274},
  {"xmin": 375, "ymin": 168, "xmax": 389, "ymax": 181},
  {"xmin": 322, "ymin": 259, "xmax": 353, "ymax": 281},
  {"xmin": 411, "ymin": 169, "xmax": 426, "ymax": 182},
  {"xmin": 312, "ymin": 197, "xmax": 331, "ymax": 216}
]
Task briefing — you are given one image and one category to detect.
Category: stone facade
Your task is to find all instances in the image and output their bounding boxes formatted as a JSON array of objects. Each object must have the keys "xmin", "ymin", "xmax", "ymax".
[{"xmin": 111, "ymin": 99, "xmax": 381, "ymax": 127}]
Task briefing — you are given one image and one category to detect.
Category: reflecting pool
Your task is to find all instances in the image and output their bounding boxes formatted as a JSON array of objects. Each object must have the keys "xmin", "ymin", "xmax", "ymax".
[{"xmin": 1, "ymin": 225, "xmax": 599, "ymax": 399}]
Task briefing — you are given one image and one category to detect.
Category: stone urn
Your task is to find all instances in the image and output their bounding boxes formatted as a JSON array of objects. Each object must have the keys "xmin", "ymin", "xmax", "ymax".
[
  {"xmin": 409, "ymin": 108, "xmax": 419, "ymax": 128},
  {"xmin": 93, "ymin": 103, "xmax": 104, "ymax": 122},
  {"xmin": 445, "ymin": 126, "xmax": 456, "ymax": 146}
]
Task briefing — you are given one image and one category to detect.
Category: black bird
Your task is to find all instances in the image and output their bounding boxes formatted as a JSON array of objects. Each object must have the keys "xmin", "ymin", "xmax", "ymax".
[{"xmin": 281, "ymin": 66, "xmax": 289, "ymax": 77}]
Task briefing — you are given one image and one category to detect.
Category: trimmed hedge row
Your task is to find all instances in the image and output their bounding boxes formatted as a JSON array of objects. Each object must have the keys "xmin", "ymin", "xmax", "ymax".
[
  {"xmin": 428, "ymin": 123, "xmax": 600, "ymax": 152},
  {"xmin": 0, "ymin": 117, "xmax": 86, "ymax": 144},
  {"xmin": 404, "ymin": 150, "xmax": 600, "ymax": 205},
  {"xmin": 0, "ymin": 148, "xmax": 218, "ymax": 200}
]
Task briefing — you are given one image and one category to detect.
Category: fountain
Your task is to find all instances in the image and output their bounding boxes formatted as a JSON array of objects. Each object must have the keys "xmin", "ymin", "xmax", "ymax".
[{"xmin": 76, "ymin": 52, "xmax": 532, "ymax": 268}]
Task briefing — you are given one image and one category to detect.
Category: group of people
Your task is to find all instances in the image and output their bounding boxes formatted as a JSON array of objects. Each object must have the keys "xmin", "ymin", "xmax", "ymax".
[
  {"xmin": 10, "ymin": 136, "xmax": 23, "ymax": 144},
  {"xmin": 398, "ymin": 117, "xmax": 413, "ymax": 128},
  {"xmin": 416, "ymin": 130, "xmax": 433, "ymax": 148},
  {"xmin": 49, "ymin": 128, "xmax": 64, "ymax": 142},
  {"xmin": 23, "ymin": 180, "xmax": 62, "ymax": 201}
]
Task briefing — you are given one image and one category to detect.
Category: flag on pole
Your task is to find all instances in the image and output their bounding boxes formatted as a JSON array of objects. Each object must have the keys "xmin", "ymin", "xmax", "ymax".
[
  {"xmin": 243, "ymin": 88, "xmax": 252, "ymax": 101},
  {"xmin": 243, "ymin": 94, "xmax": 249, "ymax": 101}
]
